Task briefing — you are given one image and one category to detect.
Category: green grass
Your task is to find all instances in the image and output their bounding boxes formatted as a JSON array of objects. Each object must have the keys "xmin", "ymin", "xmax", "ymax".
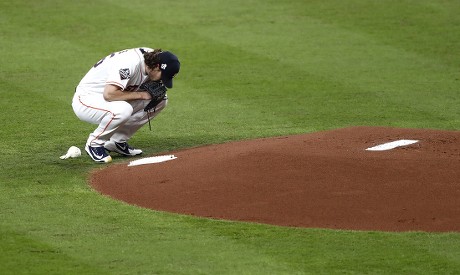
[{"xmin": 1, "ymin": 0, "xmax": 459, "ymax": 273}]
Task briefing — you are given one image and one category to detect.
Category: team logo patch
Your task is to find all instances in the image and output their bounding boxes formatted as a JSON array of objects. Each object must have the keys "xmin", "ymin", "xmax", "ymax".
[{"xmin": 119, "ymin": 68, "xmax": 130, "ymax": 80}]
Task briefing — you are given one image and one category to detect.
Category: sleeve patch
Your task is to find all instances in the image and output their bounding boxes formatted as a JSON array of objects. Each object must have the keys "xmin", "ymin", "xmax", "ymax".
[{"xmin": 119, "ymin": 68, "xmax": 131, "ymax": 80}]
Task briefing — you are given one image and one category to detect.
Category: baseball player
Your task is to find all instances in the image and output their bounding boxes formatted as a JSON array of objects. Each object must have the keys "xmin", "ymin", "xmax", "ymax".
[{"xmin": 72, "ymin": 47, "xmax": 180, "ymax": 163}]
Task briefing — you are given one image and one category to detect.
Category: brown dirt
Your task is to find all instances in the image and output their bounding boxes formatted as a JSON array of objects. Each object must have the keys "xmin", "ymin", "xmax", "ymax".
[{"xmin": 90, "ymin": 126, "xmax": 460, "ymax": 232}]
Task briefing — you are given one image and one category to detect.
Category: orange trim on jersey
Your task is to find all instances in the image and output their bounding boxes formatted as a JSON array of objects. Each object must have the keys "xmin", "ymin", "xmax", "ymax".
[{"xmin": 78, "ymin": 95, "xmax": 116, "ymax": 144}]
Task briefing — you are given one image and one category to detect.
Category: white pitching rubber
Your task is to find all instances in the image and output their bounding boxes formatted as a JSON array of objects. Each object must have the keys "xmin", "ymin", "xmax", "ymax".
[
  {"xmin": 366, "ymin": 139, "xmax": 419, "ymax": 151},
  {"xmin": 128, "ymin": 155, "xmax": 177, "ymax": 167}
]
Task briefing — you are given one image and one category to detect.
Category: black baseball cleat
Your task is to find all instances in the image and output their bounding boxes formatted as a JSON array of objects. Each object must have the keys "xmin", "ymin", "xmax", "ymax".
[
  {"xmin": 104, "ymin": 141, "xmax": 143, "ymax": 156},
  {"xmin": 85, "ymin": 145, "xmax": 112, "ymax": 163}
]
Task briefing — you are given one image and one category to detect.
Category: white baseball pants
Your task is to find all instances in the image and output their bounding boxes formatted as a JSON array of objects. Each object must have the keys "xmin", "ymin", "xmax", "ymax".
[{"xmin": 72, "ymin": 92, "xmax": 167, "ymax": 147}]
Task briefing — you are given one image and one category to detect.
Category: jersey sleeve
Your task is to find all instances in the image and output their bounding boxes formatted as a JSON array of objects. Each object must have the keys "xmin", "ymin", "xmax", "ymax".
[{"xmin": 105, "ymin": 53, "xmax": 138, "ymax": 90}]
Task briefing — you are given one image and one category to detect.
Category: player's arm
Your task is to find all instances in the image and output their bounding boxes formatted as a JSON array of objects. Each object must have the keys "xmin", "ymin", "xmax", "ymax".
[{"xmin": 103, "ymin": 84, "xmax": 151, "ymax": 102}]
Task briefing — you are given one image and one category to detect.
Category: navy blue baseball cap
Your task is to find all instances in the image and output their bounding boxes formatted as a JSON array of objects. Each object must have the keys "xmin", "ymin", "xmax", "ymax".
[{"xmin": 158, "ymin": 51, "xmax": 180, "ymax": 88}]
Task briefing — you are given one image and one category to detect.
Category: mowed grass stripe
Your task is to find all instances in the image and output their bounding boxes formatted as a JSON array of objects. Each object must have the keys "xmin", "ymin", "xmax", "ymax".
[{"xmin": 0, "ymin": 0, "xmax": 459, "ymax": 274}]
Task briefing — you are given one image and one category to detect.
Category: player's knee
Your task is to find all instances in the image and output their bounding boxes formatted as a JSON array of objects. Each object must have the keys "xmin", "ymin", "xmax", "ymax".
[
  {"xmin": 156, "ymin": 98, "xmax": 168, "ymax": 112},
  {"xmin": 114, "ymin": 104, "xmax": 134, "ymax": 121}
]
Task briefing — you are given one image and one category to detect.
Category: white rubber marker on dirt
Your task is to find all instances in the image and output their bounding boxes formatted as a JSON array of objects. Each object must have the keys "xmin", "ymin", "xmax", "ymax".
[
  {"xmin": 365, "ymin": 140, "xmax": 419, "ymax": 151},
  {"xmin": 128, "ymin": 155, "xmax": 177, "ymax": 167}
]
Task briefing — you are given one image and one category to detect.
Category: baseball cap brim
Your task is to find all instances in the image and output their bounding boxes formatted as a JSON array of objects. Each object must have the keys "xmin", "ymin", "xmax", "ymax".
[
  {"xmin": 158, "ymin": 51, "xmax": 180, "ymax": 89},
  {"xmin": 162, "ymin": 76, "xmax": 173, "ymax": 88}
]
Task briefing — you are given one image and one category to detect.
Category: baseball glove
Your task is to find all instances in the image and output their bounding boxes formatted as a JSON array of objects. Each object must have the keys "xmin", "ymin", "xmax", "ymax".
[{"xmin": 140, "ymin": 81, "xmax": 167, "ymax": 112}]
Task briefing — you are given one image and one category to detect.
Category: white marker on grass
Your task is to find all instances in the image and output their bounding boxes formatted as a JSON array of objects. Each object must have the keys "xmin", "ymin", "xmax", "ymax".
[{"xmin": 366, "ymin": 140, "xmax": 419, "ymax": 151}]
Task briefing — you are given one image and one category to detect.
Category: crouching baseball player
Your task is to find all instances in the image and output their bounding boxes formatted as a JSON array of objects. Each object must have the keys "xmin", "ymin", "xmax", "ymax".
[{"xmin": 72, "ymin": 47, "xmax": 180, "ymax": 163}]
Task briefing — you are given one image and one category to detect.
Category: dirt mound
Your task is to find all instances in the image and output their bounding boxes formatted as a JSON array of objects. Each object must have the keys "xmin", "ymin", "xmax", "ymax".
[{"xmin": 90, "ymin": 127, "xmax": 460, "ymax": 232}]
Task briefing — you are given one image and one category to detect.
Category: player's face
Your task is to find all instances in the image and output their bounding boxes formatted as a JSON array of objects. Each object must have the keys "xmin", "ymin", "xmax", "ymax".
[{"xmin": 148, "ymin": 67, "xmax": 162, "ymax": 82}]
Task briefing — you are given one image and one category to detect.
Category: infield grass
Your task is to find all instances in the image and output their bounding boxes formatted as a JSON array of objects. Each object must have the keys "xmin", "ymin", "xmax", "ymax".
[{"xmin": 1, "ymin": 0, "xmax": 460, "ymax": 274}]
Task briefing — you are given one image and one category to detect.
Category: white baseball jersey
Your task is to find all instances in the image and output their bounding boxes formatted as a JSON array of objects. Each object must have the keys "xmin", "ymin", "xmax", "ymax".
[
  {"xmin": 77, "ymin": 47, "xmax": 154, "ymax": 94},
  {"xmin": 72, "ymin": 47, "xmax": 168, "ymax": 148}
]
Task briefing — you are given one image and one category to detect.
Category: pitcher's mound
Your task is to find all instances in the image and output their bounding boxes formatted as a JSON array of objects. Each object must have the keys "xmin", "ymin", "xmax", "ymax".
[{"xmin": 90, "ymin": 127, "xmax": 460, "ymax": 232}]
